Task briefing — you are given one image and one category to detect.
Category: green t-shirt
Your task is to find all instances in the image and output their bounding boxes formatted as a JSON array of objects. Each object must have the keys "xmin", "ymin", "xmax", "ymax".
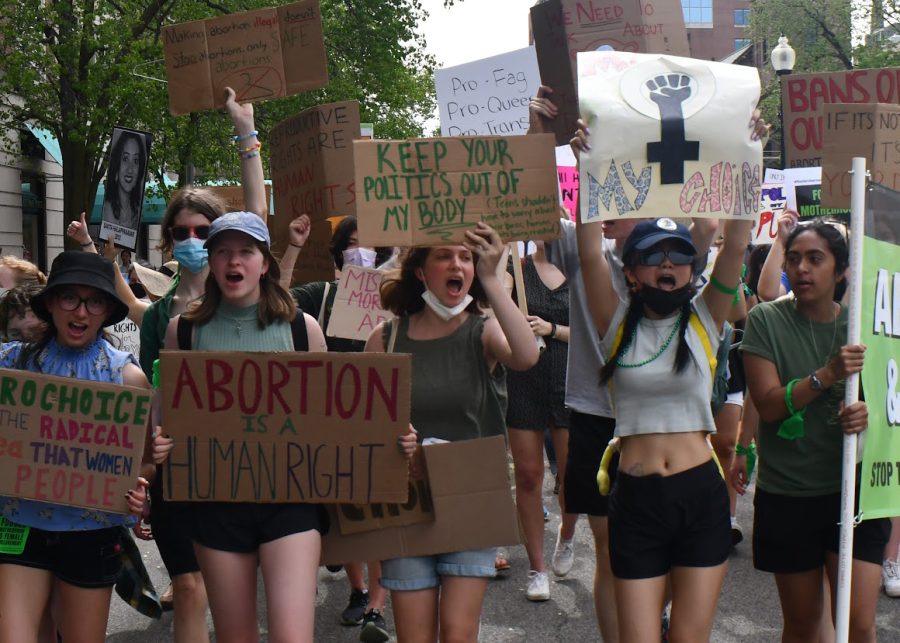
[{"xmin": 740, "ymin": 297, "xmax": 847, "ymax": 496}]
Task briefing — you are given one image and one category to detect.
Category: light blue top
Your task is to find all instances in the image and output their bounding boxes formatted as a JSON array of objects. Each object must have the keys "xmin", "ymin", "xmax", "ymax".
[{"xmin": 0, "ymin": 337, "xmax": 141, "ymax": 531}]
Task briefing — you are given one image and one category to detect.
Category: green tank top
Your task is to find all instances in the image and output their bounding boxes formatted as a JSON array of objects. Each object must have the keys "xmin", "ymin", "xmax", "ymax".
[
  {"xmin": 194, "ymin": 302, "xmax": 293, "ymax": 351},
  {"xmin": 386, "ymin": 314, "xmax": 507, "ymax": 443}
]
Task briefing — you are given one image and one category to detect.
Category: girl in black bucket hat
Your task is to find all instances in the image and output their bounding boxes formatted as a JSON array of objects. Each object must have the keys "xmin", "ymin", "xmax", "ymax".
[{"xmin": 0, "ymin": 250, "xmax": 156, "ymax": 642}]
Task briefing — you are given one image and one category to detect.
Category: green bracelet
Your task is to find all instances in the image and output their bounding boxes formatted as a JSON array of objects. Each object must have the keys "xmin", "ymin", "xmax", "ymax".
[
  {"xmin": 709, "ymin": 275, "xmax": 740, "ymax": 305},
  {"xmin": 735, "ymin": 442, "xmax": 757, "ymax": 481},
  {"xmin": 777, "ymin": 378, "xmax": 806, "ymax": 440}
]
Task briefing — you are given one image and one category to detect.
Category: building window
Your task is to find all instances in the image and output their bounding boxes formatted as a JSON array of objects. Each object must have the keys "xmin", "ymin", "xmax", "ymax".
[
  {"xmin": 735, "ymin": 8, "xmax": 750, "ymax": 26},
  {"xmin": 19, "ymin": 129, "xmax": 44, "ymax": 160},
  {"xmin": 735, "ymin": 38, "xmax": 752, "ymax": 50},
  {"xmin": 682, "ymin": 0, "xmax": 713, "ymax": 27}
]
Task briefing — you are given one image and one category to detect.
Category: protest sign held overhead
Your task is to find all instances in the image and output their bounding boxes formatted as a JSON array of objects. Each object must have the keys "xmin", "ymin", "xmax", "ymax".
[
  {"xmin": 326, "ymin": 266, "xmax": 393, "ymax": 342},
  {"xmin": 435, "ymin": 47, "xmax": 541, "ymax": 137},
  {"xmin": 860, "ymin": 183, "xmax": 900, "ymax": 520},
  {"xmin": 159, "ymin": 351, "xmax": 411, "ymax": 504},
  {"xmin": 781, "ymin": 67, "xmax": 900, "ymax": 168},
  {"xmin": 162, "ymin": 0, "xmax": 328, "ymax": 116},
  {"xmin": 0, "ymin": 369, "xmax": 150, "ymax": 515},
  {"xmin": 530, "ymin": 0, "xmax": 690, "ymax": 145},
  {"xmin": 821, "ymin": 103, "xmax": 900, "ymax": 208},
  {"xmin": 578, "ymin": 51, "xmax": 762, "ymax": 221},
  {"xmin": 354, "ymin": 134, "xmax": 560, "ymax": 246},
  {"xmin": 751, "ymin": 184, "xmax": 786, "ymax": 246},
  {"xmin": 99, "ymin": 127, "xmax": 152, "ymax": 250}
]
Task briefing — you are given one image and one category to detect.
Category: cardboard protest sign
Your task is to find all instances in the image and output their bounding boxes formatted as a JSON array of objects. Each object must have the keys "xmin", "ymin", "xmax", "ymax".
[
  {"xmin": 99, "ymin": 128, "xmax": 153, "ymax": 250},
  {"xmin": 781, "ymin": 67, "xmax": 900, "ymax": 168},
  {"xmin": 821, "ymin": 103, "xmax": 900, "ymax": 208},
  {"xmin": 578, "ymin": 51, "xmax": 762, "ymax": 221},
  {"xmin": 159, "ymin": 352, "xmax": 411, "ymax": 503},
  {"xmin": 336, "ymin": 477, "xmax": 434, "ymax": 535},
  {"xmin": 860, "ymin": 184, "xmax": 900, "ymax": 519},
  {"xmin": 280, "ymin": 218, "xmax": 336, "ymax": 285},
  {"xmin": 162, "ymin": 0, "xmax": 328, "ymax": 116},
  {"xmin": 530, "ymin": 0, "xmax": 690, "ymax": 145},
  {"xmin": 751, "ymin": 184, "xmax": 787, "ymax": 246},
  {"xmin": 435, "ymin": 47, "xmax": 540, "ymax": 137},
  {"xmin": 326, "ymin": 266, "xmax": 393, "ymax": 341},
  {"xmin": 106, "ymin": 318, "xmax": 141, "ymax": 360},
  {"xmin": 0, "ymin": 369, "xmax": 150, "ymax": 514},
  {"xmin": 321, "ymin": 435, "xmax": 520, "ymax": 564},
  {"xmin": 208, "ymin": 185, "xmax": 272, "ymax": 215},
  {"xmin": 354, "ymin": 134, "xmax": 560, "ymax": 246}
]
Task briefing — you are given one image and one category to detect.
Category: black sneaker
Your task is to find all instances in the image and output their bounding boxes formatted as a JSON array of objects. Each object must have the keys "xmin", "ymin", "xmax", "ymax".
[
  {"xmin": 340, "ymin": 588, "xmax": 369, "ymax": 625},
  {"xmin": 360, "ymin": 608, "xmax": 389, "ymax": 643}
]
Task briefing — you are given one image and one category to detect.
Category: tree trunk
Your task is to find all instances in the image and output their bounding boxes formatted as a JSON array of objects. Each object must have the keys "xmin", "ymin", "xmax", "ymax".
[{"xmin": 60, "ymin": 137, "xmax": 99, "ymax": 250}]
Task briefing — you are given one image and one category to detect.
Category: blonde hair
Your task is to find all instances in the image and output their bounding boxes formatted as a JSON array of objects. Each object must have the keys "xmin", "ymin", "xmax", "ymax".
[{"xmin": 0, "ymin": 256, "xmax": 46, "ymax": 285}]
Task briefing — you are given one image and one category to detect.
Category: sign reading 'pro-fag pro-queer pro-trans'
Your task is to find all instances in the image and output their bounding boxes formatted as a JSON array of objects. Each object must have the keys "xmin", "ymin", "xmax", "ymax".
[
  {"xmin": 0, "ymin": 370, "xmax": 150, "ymax": 514},
  {"xmin": 160, "ymin": 352, "xmax": 411, "ymax": 504},
  {"xmin": 578, "ymin": 51, "xmax": 763, "ymax": 221}
]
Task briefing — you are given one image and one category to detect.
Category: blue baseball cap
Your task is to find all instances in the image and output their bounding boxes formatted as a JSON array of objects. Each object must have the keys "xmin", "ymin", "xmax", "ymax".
[
  {"xmin": 204, "ymin": 211, "xmax": 271, "ymax": 249},
  {"xmin": 622, "ymin": 218, "xmax": 696, "ymax": 258}
]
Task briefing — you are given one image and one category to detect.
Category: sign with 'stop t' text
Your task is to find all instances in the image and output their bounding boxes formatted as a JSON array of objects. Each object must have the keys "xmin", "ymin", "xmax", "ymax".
[
  {"xmin": 0, "ymin": 369, "xmax": 150, "ymax": 515},
  {"xmin": 578, "ymin": 51, "xmax": 762, "ymax": 221},
  {"xmin": 162, "ymin": 0, "xmax": 328, "ymax": 116},
  {"xmin": 354, "ymin": 134, "xmax": 561, "ymax": 246},
  {"xmin": 159, "ymin": 352, "xmax": 411, "ymax": 504}
]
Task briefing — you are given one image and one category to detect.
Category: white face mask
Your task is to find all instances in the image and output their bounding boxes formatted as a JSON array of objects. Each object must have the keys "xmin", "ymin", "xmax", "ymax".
[
  {"xmin": 343, "ymin": 247, "xmax": 376, "ymax": 268},
  {"xmin": 421, "ymin": 289, "xmax": 473, "ymax": 321}
]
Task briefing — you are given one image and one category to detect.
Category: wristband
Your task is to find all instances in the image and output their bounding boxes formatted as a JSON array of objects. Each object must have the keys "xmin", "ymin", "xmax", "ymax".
[
  {"xmin": 550, "ymin": 322, "xmax": 557, "ymax": 339},
  {"xmin": 777, "ymin": 378, "xmax": 806, "ymax": 440},
  {"xmin": 80, "ymin": 240, "xmax": 94, "ymax": 247},
  {"xmin": 710, "ymin": 275, "xmax": 740, "ymax": 305},
  {"xmin": 289, "ymin": 242, "xmax": 303, "ymax": 249},
  {"xmin": 232, "ymin": 130, "xmax": 258, "ymax": 142},
  {"xmin": 239, "ymin": 142, "xmax": 261, "ymax": 154}
]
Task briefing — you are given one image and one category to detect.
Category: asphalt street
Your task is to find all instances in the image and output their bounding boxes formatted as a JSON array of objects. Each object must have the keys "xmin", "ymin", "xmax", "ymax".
[{"xmin": 106, "ymin": 471, "xmax": 900, "ymax": 642}]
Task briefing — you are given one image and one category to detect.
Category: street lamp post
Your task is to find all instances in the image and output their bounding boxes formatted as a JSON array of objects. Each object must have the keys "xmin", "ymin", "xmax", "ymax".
[{"xmin": 771, "ymin": 35, "xmax": 796, "ymax": 168}]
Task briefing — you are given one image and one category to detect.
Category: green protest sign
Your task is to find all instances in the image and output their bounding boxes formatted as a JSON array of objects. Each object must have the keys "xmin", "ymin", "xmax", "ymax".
[{"xmin": 859, "ymin": 185, "xmax": 900, "ymax": 519}]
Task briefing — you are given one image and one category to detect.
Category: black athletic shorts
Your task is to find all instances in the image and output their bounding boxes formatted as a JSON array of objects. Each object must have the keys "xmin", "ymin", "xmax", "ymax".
[
  {"xmin": 149, "ymin": 473, "xmax": 199, "ymax": 577},
  {"xmin": 564, "ymin": 411, "xmax": 617, "ymax": 516},
  {"xmin": 192, "ymin": 502, "xmax": 328, "ymax": 554},
  {"xmin": 753, "ymin": 488, "xmax": 891, "ymax": 573},
  {"xmin": 0, "ymin": 525, "xmax": 123, "ymax": 588},
  {"xmin": 609, "ymin": 459, "xmax": 731, "ymax": 579}
]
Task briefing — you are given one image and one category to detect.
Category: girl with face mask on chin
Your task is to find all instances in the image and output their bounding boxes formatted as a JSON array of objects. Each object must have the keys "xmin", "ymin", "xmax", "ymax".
[
  {"xmin": 366, "ymin": 222, "xmax": 538, "ymax": 643},
  {"xmin": 573, "ymin": 113, "xmax": 754, "ymax": 641}
]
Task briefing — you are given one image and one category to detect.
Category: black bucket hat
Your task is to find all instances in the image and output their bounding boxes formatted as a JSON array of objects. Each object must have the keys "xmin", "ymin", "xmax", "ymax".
[{"xmin": 31, "ymin": 251, "xmax": 129, "ymax": 326}]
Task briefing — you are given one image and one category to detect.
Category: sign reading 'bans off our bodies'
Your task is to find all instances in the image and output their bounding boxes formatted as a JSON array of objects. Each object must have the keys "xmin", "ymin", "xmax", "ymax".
[
  {"xmin": 435, "ymin": 47, "xmax": 541, "ymax": 137},
  {"xmin": 0, "ymin": 370, "xmax": 150, "ymax": 514},
  {"xmin": 354, "ymin": 134, "xmax": 561, "ymax": 246},
  {"xmin": 578, "ymin": 51, "xmax": 763, "ymax": 221},
  {"xmin": 162, "ymin": 0, "xmax": 328, "ymax": 116},
  {"xmin": 159, "ymin": 352, "xmax": 411, "ymax": 504}
]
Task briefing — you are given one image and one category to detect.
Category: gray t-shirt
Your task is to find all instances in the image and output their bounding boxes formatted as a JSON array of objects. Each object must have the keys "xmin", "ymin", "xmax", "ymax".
[
  {"xmin": 544, "ymin": 219, "xmax": 627, "ymax": 418},
  {"xmin": 600, "ymin": 295, "xmax": 721, "ymax": 437}
]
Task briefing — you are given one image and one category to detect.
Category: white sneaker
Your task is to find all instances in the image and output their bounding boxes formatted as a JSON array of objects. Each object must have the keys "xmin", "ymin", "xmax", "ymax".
[
  {"xmin": 526, "ymin": 570, "xmax": 550, "ymax": 601},
  {"xmin": 552, "ymin": 529, "xmax": 575, "ymax": 577},
  {"xmin": 730, "ymin": 516, "xmax": 743, "ymax": 546},
  {"xmin": 883, "ymin": 558, "xmax": 900, "ymax": 598}
]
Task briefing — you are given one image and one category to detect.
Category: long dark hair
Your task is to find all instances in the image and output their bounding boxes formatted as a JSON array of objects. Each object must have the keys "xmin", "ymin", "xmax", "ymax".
[
  {"xmin": 107, "ymin": 131, "xmax": 147, "ymax": 217},
  {"xmin": 784, "ymin": 219, "xmax": 849, "ymax": 302},
  {"xmin": 380, "ymin": 247, "xmax": 487, "ymax": 317},
  {"xmin": 183, "ymin": 237, "xmax": 295, "ymax": 328}
]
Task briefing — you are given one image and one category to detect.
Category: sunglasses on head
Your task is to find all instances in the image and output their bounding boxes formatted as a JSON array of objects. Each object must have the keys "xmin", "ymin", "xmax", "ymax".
[
  {"xmin": 637, "ymin": 249, "xmax": 695, "ymax": 266},
  {"xmin": 171, "ymin": 225, "xmax": 211, "ymax": 241}
]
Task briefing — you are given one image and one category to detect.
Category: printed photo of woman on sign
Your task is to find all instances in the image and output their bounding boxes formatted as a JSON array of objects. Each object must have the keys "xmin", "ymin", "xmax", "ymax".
[{"xmin": 100, "ymin": 127, "xmax": 152, "ymax": 250}]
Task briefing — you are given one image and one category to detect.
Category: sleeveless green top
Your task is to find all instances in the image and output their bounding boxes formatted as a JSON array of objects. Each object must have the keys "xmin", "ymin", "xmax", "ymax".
[
  {"xmin": 194, "ymin": 302, "xmax": 293, "ymax": 351},
  {"xmin": 386, "ymin": 314, "xmax": 507, "ymax": 443}
]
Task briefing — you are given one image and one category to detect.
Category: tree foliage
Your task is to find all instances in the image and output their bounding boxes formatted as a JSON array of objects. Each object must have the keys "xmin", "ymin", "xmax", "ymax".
[{"xmin": 0, "ymin": 0, "xmax": 436, "ymax": 246}]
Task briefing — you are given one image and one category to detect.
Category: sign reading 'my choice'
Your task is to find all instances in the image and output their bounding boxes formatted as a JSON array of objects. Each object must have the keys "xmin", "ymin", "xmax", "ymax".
[
  {"xmin": 159, "ymin": 352, "xmax": 411, "ymax": 504},
  {"xmin": 781, "ymin": 67, "xmax": 900, "ymax": 168},
  {"xmin": 162, "ymin": 0, "xmax": 328, "ymax": 116},
  {"xmin": 0, "ymin": 369, "xmax": 150, "ymax": 514},
  {"xmin": 354, "ymin": 134, "xmax": 560, "ymax": 246},
  {"xmin": 578, "ymin": 51, "xmax": 763, "ymax": 221},
  {"xmin": 435, "ymin": 47, "xmax": 541, "ymax": 138},
  {"xmin": 327, "ymin": 266, "xmax": 393, "ymax": 342}
]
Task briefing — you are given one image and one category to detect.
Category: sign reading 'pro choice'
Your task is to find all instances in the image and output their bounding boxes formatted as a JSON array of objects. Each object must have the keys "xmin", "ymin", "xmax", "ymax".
[
  {"xmin": 160, "ymin": 352, "xmax": 411, "ymax": 504},
  {"xmin": 0, "ymin": 370, "xmax": 150, "ymax": 514}
]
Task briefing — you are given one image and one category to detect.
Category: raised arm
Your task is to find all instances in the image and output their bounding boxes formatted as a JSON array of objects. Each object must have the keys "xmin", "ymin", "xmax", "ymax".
[
  {"xmin": 224, "ymin": 87, "xmax": 267, "ymax": 218},
  {"xmin": 279, "ymin": 214, "xmax": 311, "ymax": 290},
  {"xmin": 702, "ymin": 218, "xmax": 752, "ymax": 332},
  {"xmin": 757, "ymin": 209, "xmax": 797, "ymax": 301},
  {"xmin": 572, "ymin": 121, "xmax": 618, "ymax": 337}
]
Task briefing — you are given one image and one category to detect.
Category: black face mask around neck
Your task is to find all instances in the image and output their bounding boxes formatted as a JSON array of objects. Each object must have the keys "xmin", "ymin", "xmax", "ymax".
[{"xmin": 635, "ymin": 283, "xmax": 694, "ymax": 316}]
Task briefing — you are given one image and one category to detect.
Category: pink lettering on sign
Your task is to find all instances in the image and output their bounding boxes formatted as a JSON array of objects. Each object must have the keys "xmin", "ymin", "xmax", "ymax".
[{"xmin": 558, "ymin": 166, "xmax": 579, "ymax": 220}]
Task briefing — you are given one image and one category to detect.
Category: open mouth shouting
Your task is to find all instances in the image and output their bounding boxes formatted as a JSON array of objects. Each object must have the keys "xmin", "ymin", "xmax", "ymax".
[
  {"xmin": 656, "ymin": 274, "xmax": 677, "ymax": 290},
  {"xmin": 67, "ymin": 321, "xmax": 89, "ymax": 340},
  {"xmin": 446, "ymin": 277, "xmax": 464, "ymax": 297},
  {"xmin": 225, "ymin": 271, "xmax": 244, "ymax": 285}
]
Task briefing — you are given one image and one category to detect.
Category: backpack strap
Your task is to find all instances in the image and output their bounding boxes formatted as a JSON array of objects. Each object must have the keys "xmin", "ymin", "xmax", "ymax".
[
  {"xmin": 688, "ymin": 313, "xmax": 716, "ymax": 377},
  {"xmin": 291, "ymin": 310, "xmax": 309, "ymax": 351},
  {"xmin": 176, "ymin": 316, "xmax": 193, "ymax": 351}
]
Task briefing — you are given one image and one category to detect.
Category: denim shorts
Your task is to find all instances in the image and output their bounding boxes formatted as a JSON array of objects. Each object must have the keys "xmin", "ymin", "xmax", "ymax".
[{"xmin": 380, "ymin": 547, "xmax": 497, "ymax": 591}]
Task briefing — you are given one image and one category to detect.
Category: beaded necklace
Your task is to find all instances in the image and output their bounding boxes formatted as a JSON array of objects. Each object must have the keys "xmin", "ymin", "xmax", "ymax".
[{"xmin": 616, "ymin": 311, "xmax": 683, "ymax": 368}]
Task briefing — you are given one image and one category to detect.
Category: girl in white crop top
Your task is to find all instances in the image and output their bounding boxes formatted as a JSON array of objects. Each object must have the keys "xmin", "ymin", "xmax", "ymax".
[{"xmin": 573, "ymin": 115, "xmax": 759, "ymax": 642}]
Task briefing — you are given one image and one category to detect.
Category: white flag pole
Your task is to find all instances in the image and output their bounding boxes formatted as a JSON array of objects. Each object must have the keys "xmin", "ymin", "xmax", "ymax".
[{"xmin": 835, "ymin": 156, "xmax": 867, "ymax": 642}]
